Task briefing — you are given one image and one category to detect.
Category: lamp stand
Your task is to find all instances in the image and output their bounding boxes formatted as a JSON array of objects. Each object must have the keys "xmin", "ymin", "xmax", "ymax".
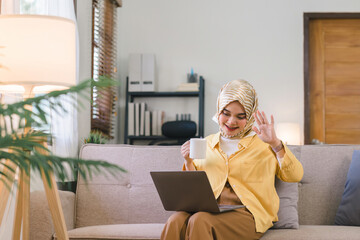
[{"xmin": 0, "ymin": 141, "xmax": 69, "ymax": 240}]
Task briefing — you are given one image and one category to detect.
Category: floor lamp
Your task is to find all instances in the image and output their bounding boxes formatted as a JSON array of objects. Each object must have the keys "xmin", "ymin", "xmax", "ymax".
[{"xmin": 0, "ymin": 15, "xmax": 76, "ymax": 240}]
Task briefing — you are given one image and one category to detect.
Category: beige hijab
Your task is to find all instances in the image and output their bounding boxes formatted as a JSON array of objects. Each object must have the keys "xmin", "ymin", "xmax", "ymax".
[{"xmin": 213, "ymin": 79, "xmax": 258, "ymax": 139}]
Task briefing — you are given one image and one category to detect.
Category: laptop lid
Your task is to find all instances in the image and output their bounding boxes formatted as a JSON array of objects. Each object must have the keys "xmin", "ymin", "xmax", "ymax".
[{"xmin": 150, "ymin": 171, "xmax": 244, "ymax": 213}]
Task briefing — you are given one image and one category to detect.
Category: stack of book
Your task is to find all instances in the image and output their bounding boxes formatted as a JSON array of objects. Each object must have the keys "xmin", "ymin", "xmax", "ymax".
[
  {"xmin": 176, "ymin": 83, "xmax": 199, "ymax": 92},
  {"xmin": 127, "ymin": 102, "xmax": 165, "ymax": 136}
]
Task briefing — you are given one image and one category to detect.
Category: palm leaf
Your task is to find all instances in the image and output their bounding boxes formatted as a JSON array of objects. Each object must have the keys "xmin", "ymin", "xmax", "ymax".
[{"xmin": 0, "ymin": 76, "xmax": 125, "ymax": 187}]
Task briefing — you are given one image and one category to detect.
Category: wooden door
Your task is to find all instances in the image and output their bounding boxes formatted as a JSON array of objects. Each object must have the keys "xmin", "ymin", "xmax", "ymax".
[{"xmin": 307, "ymin": 18, "xmax": 360, "ymax": 144}]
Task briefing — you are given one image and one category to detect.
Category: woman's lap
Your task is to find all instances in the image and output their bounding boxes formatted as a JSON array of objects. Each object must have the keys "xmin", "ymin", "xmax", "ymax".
[{"xmin": 161, "ymin": 208, "xmax": 263, "ymax": 240}]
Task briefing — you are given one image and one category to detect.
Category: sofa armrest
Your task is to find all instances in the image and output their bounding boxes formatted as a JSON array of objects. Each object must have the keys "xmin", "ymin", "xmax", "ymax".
[{"xmin": 30, "ymin": 190, "xmax": 75, "ymax": 240}]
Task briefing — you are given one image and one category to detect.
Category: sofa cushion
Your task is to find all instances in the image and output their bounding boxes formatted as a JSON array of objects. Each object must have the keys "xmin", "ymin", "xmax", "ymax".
[
  {"xmin": 271, "ymin": 145, "xmax": 300, "ymax": 229},
  {"xmin": 262, "ymin": 225, "xmax": 360, "ymax": 240},
  {"xmin": 272, "ymin": 178, "xmax": 299, "ymax": 229},
  {"xmin": 76, "ymin": 145, "xmax": 183, "ymax": 228},
  {"xmin": 31, "ymin": 190, "xmax": 75, "ymax": 240},
  {"xmin": 296, "ymin": 145, "xmax": 358, "ymax": 225},
  {"xmin": 335, "ymin": 150, "xmax": 360, "ymax": 226},
  {"xmin": 60, "ymin": 223, "xmax": 164, "ymax": 240}
]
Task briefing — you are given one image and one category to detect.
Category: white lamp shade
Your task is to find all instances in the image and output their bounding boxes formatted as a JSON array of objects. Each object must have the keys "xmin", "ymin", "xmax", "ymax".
[
  {"xmin": 0, "ymin": 15, "xmax": 76, "ymax": 93},
  {"xmin": 276, "ymin": 122, "xmax": 301, "ymax": 145}
]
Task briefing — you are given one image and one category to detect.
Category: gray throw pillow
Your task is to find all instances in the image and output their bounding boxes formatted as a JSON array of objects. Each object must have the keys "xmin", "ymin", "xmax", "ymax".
[
  {"xmin": 335, "ymin": 150, "xmax": 360, "ymax": 226},
  {"xmin": 272, "ymin": 177, "xmax": 299, "ymax": 229}
]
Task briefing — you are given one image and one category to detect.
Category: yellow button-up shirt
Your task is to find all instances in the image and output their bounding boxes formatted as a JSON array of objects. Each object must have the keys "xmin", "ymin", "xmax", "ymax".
[{"xmin": 188, "ymin": 132, "xmax": 303, "ymax": 233}]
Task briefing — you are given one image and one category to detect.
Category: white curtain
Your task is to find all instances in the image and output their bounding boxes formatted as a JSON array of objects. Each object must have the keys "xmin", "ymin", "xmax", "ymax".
[{"xmin": 0, "ymin": 0, "xmax": 80, "ymax": 179}]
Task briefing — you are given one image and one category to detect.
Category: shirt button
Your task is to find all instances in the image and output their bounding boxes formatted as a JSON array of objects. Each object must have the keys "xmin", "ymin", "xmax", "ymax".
[
  {"xmin": 233, "ymin": 184, "xmax": 236, "ymax": 187},
  {"xmin": 226, "ymin": 162, "xmax": 228, "ymax": 165}
]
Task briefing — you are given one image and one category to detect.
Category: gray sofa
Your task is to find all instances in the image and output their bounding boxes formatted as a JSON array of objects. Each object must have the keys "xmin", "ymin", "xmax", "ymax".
[{"xmin": 30, "ymin": 144, "xmax": 360, "ymax": 240}]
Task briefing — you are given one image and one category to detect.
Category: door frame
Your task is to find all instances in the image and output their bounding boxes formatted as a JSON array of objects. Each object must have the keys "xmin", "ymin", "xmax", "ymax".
[{"xmin": 304, "ymin": 13, "xmax": 360, "ymax": 144}]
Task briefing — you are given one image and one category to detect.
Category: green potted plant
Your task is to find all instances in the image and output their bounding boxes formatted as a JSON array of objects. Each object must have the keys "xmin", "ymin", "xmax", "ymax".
[{"xmin": 83, "ymin": 130, "xmax": 109, "ymax": 144}]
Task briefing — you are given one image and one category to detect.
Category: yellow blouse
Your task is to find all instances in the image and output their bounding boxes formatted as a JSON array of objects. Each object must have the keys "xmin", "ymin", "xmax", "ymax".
[{"xmin": 186, "ymin": 132, "xmax": 303, "ymax": 233}]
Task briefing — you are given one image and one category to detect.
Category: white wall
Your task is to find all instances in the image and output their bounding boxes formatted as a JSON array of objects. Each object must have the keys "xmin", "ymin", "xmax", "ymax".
[{"xmin": 116, "ymin": 0, "xmax": 360, "ymax": 143}]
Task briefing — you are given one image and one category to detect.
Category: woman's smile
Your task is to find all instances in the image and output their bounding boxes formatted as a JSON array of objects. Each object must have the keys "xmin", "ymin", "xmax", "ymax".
[{"xmin": 225, "ymin": 124, "xmax": 239, "ymax": 131}]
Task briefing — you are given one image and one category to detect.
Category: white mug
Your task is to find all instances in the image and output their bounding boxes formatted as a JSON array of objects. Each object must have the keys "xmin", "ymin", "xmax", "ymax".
[{"xmin": 189, "ymin": 138, "xmax": 207, "ymax": 159}]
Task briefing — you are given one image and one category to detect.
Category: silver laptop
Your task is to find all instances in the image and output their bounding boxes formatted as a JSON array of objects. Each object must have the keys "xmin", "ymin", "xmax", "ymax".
[{"xmin": 150, "ymin": 171, "xmax": 245, "ymax": 213}]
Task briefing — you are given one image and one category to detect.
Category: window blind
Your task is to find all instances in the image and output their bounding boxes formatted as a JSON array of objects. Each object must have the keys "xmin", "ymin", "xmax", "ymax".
[{"xmin": 91, "ymin": 0, "xmax": 121, "ymax": 138}]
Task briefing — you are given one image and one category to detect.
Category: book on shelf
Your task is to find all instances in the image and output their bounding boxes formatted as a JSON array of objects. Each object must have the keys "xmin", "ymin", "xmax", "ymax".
[
  {"xmin": 135, "ymin": 103, "xmax": 140, "ymax": 136},
  {"xmin": 176, "ymin": 83, "xmax": 199, "ymax": 92},
  {"xmin": 140, "ymin": 102, "xmax": 146, "ymax": 135},
  {"xmin": 127, "ymin": 101, "xmax": 165, "ymax": 137},
  {"xmin": 152, "ymin": 110, "xmax": 158, "ymax": 136},
  {"xmin": 128, "ymin": 54, "xmax": 142, "ymax": 92},
  {"xmin": 141, "ymin": 54, "xmax": 155, "ymax": 91},
  {"xmin": 128, "ymin": 103, "xmax": 135, "ymax": 136},
  {"xmin": 145, "ymin": 111, "xmax": 151, "ymax": 136}
]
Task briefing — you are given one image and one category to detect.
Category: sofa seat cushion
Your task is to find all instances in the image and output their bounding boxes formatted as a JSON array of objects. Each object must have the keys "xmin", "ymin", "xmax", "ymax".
[
  {"xmin": 262, "ymin": 225, "xmax": 360, "ymax": 240},
  {"xmin": 64, "ymin": 223, "xmax": 164, "ymax": 240}
]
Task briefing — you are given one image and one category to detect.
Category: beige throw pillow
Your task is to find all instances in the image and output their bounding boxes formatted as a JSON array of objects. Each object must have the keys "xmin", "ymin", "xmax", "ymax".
[{"xmin": 272, "ymin": 177, "xmax": 299, "ymax": 229}]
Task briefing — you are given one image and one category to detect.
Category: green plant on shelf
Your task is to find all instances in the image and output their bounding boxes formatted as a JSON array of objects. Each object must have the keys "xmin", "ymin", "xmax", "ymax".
[{"xmin": 84, "ymin": 130, "xmax": 109, "ymax": 144}]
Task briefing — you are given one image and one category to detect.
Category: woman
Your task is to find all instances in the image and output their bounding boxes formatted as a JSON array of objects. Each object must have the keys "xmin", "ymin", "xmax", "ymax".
[{"xmin": 161, "ymin": 79, "xmax": 304, "ymax": 240}]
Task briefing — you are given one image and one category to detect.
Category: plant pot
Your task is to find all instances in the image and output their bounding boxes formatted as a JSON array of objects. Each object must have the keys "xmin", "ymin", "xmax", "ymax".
[{"xmin": 56, "ymin": 181, "xmax": 77, "ymax": 193}]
